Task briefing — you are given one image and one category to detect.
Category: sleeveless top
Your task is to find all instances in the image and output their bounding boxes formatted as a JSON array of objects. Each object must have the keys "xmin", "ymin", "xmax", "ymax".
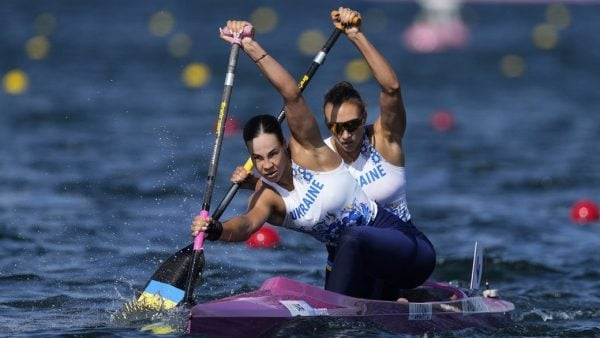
[
  {"xmin": 324, "ymin": 132, "xmax": 411, "ymax": 221},
  {"xmin": 261, "ymin": 161, "xmax": 377, "ymax": 247}
]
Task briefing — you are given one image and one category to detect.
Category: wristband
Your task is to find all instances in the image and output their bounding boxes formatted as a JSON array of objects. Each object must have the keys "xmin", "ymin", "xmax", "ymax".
[{"xmin": 206, "ymin": 220, "xmax": 223, "ymax": 241}]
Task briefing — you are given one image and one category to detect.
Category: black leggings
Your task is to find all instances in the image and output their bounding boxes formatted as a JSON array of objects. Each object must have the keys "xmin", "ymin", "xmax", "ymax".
[{"xmin": 324, "ymin": 208, "xmax": 436, "ymax": 300}]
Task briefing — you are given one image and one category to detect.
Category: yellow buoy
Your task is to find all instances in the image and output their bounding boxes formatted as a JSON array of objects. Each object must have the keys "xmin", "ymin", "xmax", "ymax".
[
  {"xmin": 3, "ymin": 69, "xmax": 29, "ymax": 95},
  {"xmin": 182, "ymin": 63, "xmax": 210, "ymax": 88}
]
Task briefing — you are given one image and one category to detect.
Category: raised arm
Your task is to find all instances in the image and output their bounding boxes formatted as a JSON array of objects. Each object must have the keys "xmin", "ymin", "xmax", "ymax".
[
  {"xmin": 220, "ymin": 21, "xmax": 339, "ymax": 171},
  {"xmin": 335, "ymin": 8, "xmax": 407, "ymax": 147}
]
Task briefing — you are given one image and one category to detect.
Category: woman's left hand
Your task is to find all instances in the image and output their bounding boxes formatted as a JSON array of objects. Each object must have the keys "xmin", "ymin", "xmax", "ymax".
[{"xmin": 219, "ymin": 20, "xmax": 255, "ymax": 45}]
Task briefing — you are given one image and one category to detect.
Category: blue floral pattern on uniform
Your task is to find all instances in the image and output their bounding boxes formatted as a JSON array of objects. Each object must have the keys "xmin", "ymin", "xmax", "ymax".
[
  {"xmin": 359, "ymin": 134, "xmax": 382, "ymax": 164},
  {"xmin": 385, "ymin": 200, "xmax": 411, "ymax": 222},
  {"xmin": 307, "ymin": 198, "xmax": 373, "ymax": 247},
  {"xmin": 291, "ymin": 163, "xmax": 314, "ymax": 184},
  {"xmin": 360, "ymin": 139, "xmax": 370, "ymax": 157},
  {"xmin": 369, "ymin": 146, "xmax": 382, "ymax": 164}
]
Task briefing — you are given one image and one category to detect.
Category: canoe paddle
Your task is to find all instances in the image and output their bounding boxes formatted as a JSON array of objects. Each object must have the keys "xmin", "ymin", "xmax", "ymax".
[
  {"xmin": 135, "ymin": 26, "xmax": 251, "ymax": 310},
  {"xmin": 134, "ymin": 11, "xmax": 360, "ymax": 310}
]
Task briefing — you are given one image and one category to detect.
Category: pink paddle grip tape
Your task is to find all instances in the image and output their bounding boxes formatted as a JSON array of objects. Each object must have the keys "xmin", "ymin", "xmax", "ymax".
[
  {"xmin": 193, "ymin": 210, "xmax": 209, "ymax": 250},
  {"xmin": 220, "ymin": 25, "xmax": 253, "ymax": 45}
]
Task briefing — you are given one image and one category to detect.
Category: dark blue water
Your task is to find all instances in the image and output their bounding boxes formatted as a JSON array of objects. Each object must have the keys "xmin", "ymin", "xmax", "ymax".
[{"xmin": 1, "ymin": 1, "xmax": 599, "ymax": 337}]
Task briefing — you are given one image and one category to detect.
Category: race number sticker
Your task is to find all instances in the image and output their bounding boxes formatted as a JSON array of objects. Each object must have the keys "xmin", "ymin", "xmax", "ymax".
[
  {"xmin": 280, "ymin": 300, "xmax": 328, "ymax": 316},
  {"xmin": 409, "ymin": 303, "xmax": 433, "ymax": 320}
]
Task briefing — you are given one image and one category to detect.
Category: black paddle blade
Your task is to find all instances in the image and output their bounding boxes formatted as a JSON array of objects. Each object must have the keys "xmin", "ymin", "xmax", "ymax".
[
  {"xmin": 135, "ymin": 243, "xmax": 204, "ymax": 309},
  {"xmin": 149, "ymin": 243, "xmax": 204, "ymax": 290}
]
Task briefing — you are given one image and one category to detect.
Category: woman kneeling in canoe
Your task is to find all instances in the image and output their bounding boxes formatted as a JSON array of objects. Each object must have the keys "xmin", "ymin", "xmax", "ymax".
[{"xmin": 191, "ymin": 19, "xmax": 436, "ymax": 300}]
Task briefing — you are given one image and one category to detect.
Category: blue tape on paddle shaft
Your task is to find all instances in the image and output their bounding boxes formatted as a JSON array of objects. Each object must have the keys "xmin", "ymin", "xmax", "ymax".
[{"xmin": 144, "ymin": 280, "xmax": 185, "ymax": 301}]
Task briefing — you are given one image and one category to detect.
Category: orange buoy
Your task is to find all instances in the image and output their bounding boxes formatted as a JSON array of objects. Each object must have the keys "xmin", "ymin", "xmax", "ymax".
[{"xmin": 246, "ymin": 225, "xmax": 280, "ymax": 248}]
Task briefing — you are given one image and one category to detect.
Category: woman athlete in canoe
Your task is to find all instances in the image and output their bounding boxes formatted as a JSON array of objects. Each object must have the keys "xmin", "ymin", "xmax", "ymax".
[
  {"xmin": 191, "ymin": 16, "xmax": 436, "ymax": 300},
  {"xmin": 322, "ymin": 7, "xmax": 413, "ymax": 223}
]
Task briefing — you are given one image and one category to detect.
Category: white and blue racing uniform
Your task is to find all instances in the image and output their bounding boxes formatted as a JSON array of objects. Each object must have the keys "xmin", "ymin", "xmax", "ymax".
[
  {"xmin": 262, "ymin": 160, "xmax": 435, "ymax": 300},
  {"xmin": 325, "ymin": 133, "xmax": 411, "ymax": 222}
]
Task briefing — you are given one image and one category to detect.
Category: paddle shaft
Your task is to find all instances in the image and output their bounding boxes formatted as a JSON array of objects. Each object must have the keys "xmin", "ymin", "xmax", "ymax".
[
  {"xmin": 211, "ymin": 27, "xmax": 345, "ymax": 220},
  {"xmin": 183, "ymin": 42, "xmax": 242, "ymax": 305}
]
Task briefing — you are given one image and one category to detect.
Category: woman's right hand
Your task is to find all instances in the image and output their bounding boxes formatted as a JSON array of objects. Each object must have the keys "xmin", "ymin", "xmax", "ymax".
[
  {"xmin": 231, "ymin": 165, "xmax": 258, "ymax": 190},
  {"xmin": 231, "ymin": 166, "xmax": 251, "ymax": 184}
]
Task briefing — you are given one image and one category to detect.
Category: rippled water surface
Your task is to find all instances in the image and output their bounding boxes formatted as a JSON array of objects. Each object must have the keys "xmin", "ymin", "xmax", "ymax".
[{"xmin": 1, "ymin": 1, "xmax": 599, "ymax": 337}]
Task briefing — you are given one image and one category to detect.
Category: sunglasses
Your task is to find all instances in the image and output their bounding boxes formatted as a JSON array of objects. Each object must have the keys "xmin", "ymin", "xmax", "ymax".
[{"xmin": 326, "ymin": 118, "xmax": 363, "ymax": 135}]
